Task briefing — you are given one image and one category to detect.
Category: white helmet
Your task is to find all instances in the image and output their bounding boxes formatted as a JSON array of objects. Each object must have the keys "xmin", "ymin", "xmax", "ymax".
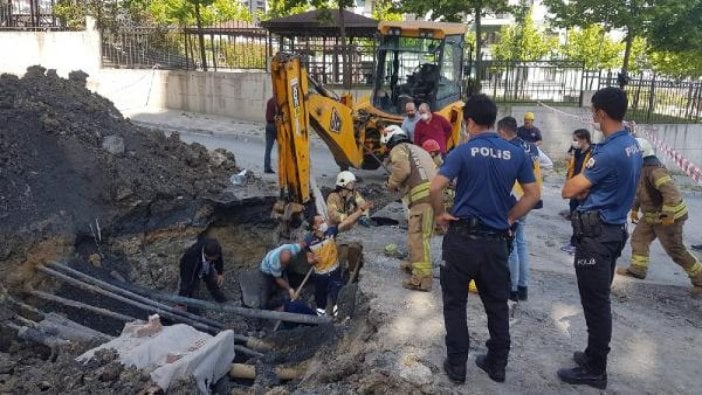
[
  {"xmin": 636, "ymin": 138, "xmax": 655, "ymax": 158},
  {"xmin": 335, "ymin": 171, "xmax": 357, "ymax": 188},
  {"xmin": 381, "ymin": 125, "xmax": 406, "ymax": 145}
]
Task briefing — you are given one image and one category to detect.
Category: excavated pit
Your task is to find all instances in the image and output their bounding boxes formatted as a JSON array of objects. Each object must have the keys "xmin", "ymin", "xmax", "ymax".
[{"xmin": 0, "ymin": 67, "xmax": 375, "ymax": 393}]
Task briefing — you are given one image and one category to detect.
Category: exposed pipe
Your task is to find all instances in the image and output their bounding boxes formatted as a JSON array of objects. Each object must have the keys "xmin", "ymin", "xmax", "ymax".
[
  {"xmin": 72, "ymin": 264, "xmax": 333, "ymax": 326},
  {"xmin": 47, "ymin": 262, "xmax": 224, "ymax": 330},
  {"xmin": 28, "ymin": 289, "xmax": 137, "ymax": 323},
  {"xmin": 37, "ymin": 265, "xmax": 226, "ymax": 336}
]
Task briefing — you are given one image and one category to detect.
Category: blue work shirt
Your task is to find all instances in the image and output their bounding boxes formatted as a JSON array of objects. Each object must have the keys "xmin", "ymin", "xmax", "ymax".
[
  {"xmin": 401, "ymin": 116, "xmax": 420, "ymax": 142},
  {"xmin": 579, "ymin": 130, "xmax": 643, "ymax": 225},
  {"xmin": 260, "ymin": 243, "xmax": 302, "ymax": 278},
  {"xmin": 439, "ymin": 132, "xmax": 536, "ymax": 230}
]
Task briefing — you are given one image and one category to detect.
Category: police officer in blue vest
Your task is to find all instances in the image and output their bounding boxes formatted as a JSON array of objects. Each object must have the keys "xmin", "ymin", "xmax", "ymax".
[
  {"xmin": 430, "ymin": 95, "xmax": 541, "ymax": 384},
  {"xmin": 559, "ymin": 87, "xmax": 642, "ymax": 390}
]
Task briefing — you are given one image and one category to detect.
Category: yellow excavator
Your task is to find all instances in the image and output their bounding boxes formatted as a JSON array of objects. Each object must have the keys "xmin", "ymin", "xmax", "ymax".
[{"xmin": 271, "ymin": 21, "xmax": 468, "ymax": 215}]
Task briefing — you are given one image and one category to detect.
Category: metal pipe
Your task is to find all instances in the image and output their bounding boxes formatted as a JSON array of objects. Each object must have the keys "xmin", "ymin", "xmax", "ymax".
[
  {"xmin": 47, "ymin": 262, "xmax": 224, "ymax": 330},
  {"xmin": 28, "ymin": 289, "xmax": 137, "ymax": 323},
  {"xmin": 37, "ymin": 265, "xmax": 224, "ymax": 335},
  {"xmin": 74, "ymin": 264, "xmax": 333, "ymax": 326},
  {"xmin": 233, "ymin": 345, "xmax": 264, "ymax": 358}
]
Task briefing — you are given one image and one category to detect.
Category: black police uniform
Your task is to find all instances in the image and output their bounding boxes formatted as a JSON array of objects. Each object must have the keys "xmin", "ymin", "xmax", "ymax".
[
  {"xmin": 438, "ymin": 132, "xmax": 535, "ymax": 378},
  {"xmin": 568, "ymin": 130, "xmax": 642, "ymax": 375}
]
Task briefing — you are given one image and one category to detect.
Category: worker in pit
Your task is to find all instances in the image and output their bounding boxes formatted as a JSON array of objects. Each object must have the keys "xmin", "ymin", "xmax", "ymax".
[
  {"xmin": 382, "ymin": 126, "xmax": 437, "ymax": 291},
  {"xmin": 326, "ymin": 171, "xmax": 373, "ymax": 230},
  {"xmin": 178, "ymin": 238, "xmax": 228, "ymax": 312},
  {"xmin": 305, "ymin": 214, "xmax": 344, "ymax": 317},
  {"xmin": 616, "ymin": 138, "xmax": 702, "ymax": 296},
  {"xmin": 258, "ymin": 242, "xmax": 306, "ymax": 310}
]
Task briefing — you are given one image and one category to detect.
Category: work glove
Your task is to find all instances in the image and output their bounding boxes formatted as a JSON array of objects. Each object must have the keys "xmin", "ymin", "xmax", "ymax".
[
  {"xmin": 629, "ymin": 210, "xmax": 640, "ymax": 224},
  {"xmin": 660, "ymin": 213, "xmax": 675, "ymax": 226},
  {"xmin": 358, "ymin": 215, "xmax": 371, "ymax": 227}
]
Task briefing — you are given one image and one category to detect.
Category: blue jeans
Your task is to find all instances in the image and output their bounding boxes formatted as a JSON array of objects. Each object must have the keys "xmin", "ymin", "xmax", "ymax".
[{"xmin": 508, "ymin": 215, "xmax": 529, "ymax": 291}]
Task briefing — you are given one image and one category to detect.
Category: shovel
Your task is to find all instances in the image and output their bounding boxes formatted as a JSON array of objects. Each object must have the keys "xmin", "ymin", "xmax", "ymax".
[{"xmin": 272, "ymin": 266, "xmax": 314, "ymax": 332}]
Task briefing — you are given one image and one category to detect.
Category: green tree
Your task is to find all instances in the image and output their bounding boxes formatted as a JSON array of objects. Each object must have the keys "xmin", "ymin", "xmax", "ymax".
[
  {"xmin": 491, "ymin": 6, "xmax": 556, "ymax": 61},
  {"xmin": 649, "ymin": 51, "xmax": 702, "ymax": 79},
  {"xmin": 561, "ymin": 24, "xmax": 624, "ymax": 70},
  {"xmin": 544, "ymin": 0, "xmax": 652, "ymax": 73},
  {"xmin": 270, "ymin": 0, "xmax": 357, "ymax": 89},
  {"xmin": 398, "ymin": 0, "xmax": 511, "ymax": 82},
  {"xmin": 261, "ymin": 0, "xmax": 311, "ymax": 20},
  {"xmin": 373, "ymin": 0, "xmax": 403, "ymax": 22},
  {"xmin": 647, "ymin": 0, "xmax": 702, "ymax": 54},
  {"xmin": 146, "ymin": 0, "xmax": 251, "ymax": 25}
]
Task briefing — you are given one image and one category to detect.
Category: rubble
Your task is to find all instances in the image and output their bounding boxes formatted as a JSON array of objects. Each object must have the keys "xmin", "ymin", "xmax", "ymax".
[{"xmin": 0, "ymin": 66, "xmax": 239, "ymax": 285}]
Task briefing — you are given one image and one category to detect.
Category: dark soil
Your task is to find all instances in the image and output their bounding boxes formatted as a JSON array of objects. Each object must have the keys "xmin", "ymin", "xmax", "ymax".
[{"xmin": 0, "ymin": 66, "xmax": 237, "ymax": 273}]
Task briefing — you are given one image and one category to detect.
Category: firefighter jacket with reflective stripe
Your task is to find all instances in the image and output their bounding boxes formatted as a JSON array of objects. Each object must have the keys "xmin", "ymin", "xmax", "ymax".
[
  {"xmin": 326, "ymin": 190, "xmax": 369, "ymax": 227},
  {"xmin": 632, "ymin": 156, "xmax": 687, "ymax": 224},
  {"xmin": 387, "ymin": 143, "xmax": 437, "ymax": 205}
]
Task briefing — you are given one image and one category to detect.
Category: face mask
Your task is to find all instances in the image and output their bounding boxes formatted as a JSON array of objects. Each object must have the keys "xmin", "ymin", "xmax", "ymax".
[
  {"xmin": 318, "ymin": 222, "xmax": 328, "ymax": 233},
  {"xmin": 571, "ymin": 141, "xmax": 580, "ymax": 149},
  {"xmin": 407, "ymin": 112, "xmax": 415, "ymax": 119},
  {"xmin": 420, "ymin": 113, "xmax": 430, "ymax": 121}
]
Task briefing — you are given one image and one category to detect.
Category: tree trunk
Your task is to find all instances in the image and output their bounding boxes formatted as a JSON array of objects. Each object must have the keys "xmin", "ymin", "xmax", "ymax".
[
  {"xmin": 338, "ymin": 7, "xmax": 350, "ymax": 90},
  {"xmin": 194, "ymin": 1, "xmax": 207, "ymax": 71},
  {"xmin": 474, "ymin": 7, "xmax": 482, "ymax": 85},
  {"xmin": 622, "ymin": 29, "xmax": 633, "ymax": 73}
]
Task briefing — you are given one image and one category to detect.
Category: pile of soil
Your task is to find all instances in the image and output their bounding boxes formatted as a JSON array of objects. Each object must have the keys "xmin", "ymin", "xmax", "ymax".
[
  {"xmin": 0, "ymin": 66, "xmax": 238, "ymax": 279},
  {"xmin": 0, "ymin": 342, "xmax": 199, "ymax": 394}
]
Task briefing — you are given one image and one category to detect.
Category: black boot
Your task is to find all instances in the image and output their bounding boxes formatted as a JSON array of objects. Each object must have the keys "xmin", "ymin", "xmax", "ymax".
[
  {"xmin": 443, "ymin": 359, "xmax": 466, "ymax": 384},
  {"xmin": 573, "ymin": 351, "xmax": 587, "ymax": 367},
  {"xmin": 557, "ymin": 366, "xmax": 607, "ymax": 390},
  {"xmin": 517, "ymin": 286, "xmax": 528, "ymax": 301},
  {"xmin": 475, "ymin": 354, "xmax": 505, "ymax": 383},
  {"xmin": 509, "ymin": 291, "xmax": 519, "ymax": 302}
]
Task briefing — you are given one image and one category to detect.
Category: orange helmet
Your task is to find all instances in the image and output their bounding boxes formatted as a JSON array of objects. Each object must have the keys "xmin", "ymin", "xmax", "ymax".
[{"xmin": 422, "ymin": 139, "xmax": 441, "ymax": 153}]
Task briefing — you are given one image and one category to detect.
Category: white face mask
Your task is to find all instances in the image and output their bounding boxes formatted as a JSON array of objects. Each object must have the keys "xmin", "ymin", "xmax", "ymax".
[
  {"xmin": 420, "ymin": 113, "xmax": 430, "ymax": 121},
  {"xmin": 318, "ymin": 222, "xmax": 328, "ymax": 233},
  {"xmin": 571, "ymin": 140, "xmax": 580, "ymax": 149}
]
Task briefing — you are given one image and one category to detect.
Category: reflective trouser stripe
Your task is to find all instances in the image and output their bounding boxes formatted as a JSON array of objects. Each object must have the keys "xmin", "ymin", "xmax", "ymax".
[
  {"xmin": 631, "ymin": 254, "xmax": 650, "ymax": 269},
  {"xmin": 686, "ymin": 260, "xmax": 702, "ymax": 278},
  {"xmin": 408, "ymin": 203, "xmax": 434, "ymax": 277}
]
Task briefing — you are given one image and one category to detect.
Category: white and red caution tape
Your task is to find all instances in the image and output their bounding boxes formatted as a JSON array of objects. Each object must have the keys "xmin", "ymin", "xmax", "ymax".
[
  {"xmin": 638, "ymin": 129, "xmax": 702, "ymax": 185},
  {"xmin": 536, "ymin": 101, "xmax": 702, "ymax": 185}
]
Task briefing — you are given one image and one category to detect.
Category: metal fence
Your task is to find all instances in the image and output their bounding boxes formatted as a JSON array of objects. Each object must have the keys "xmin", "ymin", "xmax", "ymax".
[
  {"xmin": 479, "ymin": 60, "xmax": 586, "ymax": 104},
  {"xmin": 101, "ymin": 24, "xmax": 376, "ymax": 85},
  {"xmin": 0, "ymin": 0, "xmax": 64, "ymax": 30},
  {"xmin": 283, "ymin": 35, "xmax": 377, "ymax": 86},
  {"xmin": 101, "ymin": 23, "xmax": 271, "ymax": 71},
  {"xmin": 596, "ymin": 71, "xmax": 702, "ymax": 124}
]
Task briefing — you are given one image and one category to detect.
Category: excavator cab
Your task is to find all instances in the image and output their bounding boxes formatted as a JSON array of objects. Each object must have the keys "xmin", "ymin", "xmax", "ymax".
[{"xmin": 373, "ymin": 22, "xmax": 466, "ymax": 114}]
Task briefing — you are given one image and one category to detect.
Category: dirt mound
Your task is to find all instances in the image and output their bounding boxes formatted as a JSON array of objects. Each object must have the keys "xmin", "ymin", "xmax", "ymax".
[
  {"xmin": 0, "ymin": 66, "xmax": 237, "ymax": 269},
  {"xmin": 0, "ymin": 343, "xmax": 199, "ymax": 394}
]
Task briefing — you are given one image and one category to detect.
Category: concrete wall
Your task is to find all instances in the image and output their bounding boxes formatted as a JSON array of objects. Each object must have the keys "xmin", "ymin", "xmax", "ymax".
[
  {"xmin": 90, "ymin": 69, "xmax": 373, "ymax": 123},
  {"xmin": 0, "ymin": 19, "xmax": 100, "ymax": 78},
  {"xmin": 163, "ymin": 71, "xmax": 272, "ymax": 122}
]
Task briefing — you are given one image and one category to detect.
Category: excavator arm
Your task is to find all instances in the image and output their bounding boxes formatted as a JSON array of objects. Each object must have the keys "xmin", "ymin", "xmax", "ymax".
[{"xmin": 270, "ymin": 53, "xmax": 364, "ymax": 206}]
